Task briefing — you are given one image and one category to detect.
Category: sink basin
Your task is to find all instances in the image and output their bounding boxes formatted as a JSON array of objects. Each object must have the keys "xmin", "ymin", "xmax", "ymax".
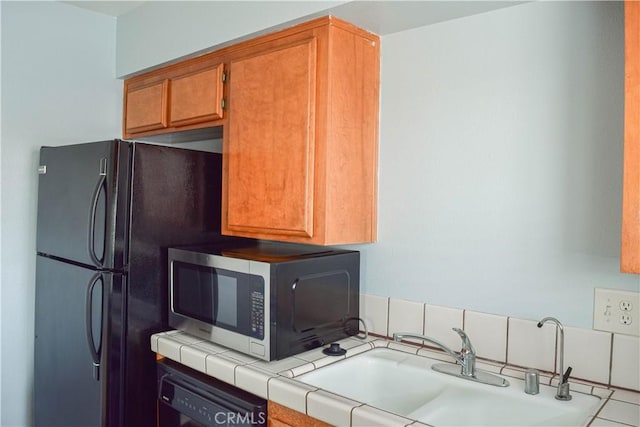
[{"xmin": 296, "ymin": 347, "xmax": 600, "ymax": 426}]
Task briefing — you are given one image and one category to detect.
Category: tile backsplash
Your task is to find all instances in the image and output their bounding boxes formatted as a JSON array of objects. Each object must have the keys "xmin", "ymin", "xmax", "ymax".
[{"xmin": 360, "ymin": 294, "xmax": 640, "ymax": 392}]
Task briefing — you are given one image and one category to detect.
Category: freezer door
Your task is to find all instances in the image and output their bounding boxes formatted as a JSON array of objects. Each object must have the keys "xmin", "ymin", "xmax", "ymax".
[
  {"xmin": 36, "ymin": 140, "xmax": 129, "ymax": 269},
  {"xmin": 34, "ymin": 255, "xmax": 105, "ymax": 426}
]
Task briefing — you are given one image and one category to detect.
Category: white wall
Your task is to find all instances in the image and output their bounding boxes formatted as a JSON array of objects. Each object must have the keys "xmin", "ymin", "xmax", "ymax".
[
  {"xmin": 114, "ymin": 1, "xmax": 521, "ymax": 78},
  {"xmin": 352, "ymin": 0, "xmax": 639, "ymax": 327},
  {"xmin": 116, "ymin": 1, "xmax": 346, "ymax": 77},
  {"xmin": 117, "ymin": 0, "xmax": 638, "ymax": 329},
  {"xmin": 0, "ymin": 2, "xmax": 120, "ymax": 425}
]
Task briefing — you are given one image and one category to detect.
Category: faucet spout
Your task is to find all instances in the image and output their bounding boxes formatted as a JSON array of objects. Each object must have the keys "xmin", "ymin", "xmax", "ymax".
[
  {"xmin": 393, "ymin": 328, "xmax": 508, "ymax": 387},
  {"xmin": 393, "ymin": 328, "xmax": 476, "ymax": 377},
  {"xmin": 537, "ymin": 317, "xmax": 572, "ymax": 401},
  {"xmin": 393, "ymin": 331, "xmax": 464, "ymax": 364}
]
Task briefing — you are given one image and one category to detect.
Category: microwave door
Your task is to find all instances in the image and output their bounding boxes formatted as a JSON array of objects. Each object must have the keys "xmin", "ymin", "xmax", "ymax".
[
  {"xmin": 172, "ymin": 262, "xmax": 214, "ymax": 325},
  {"xmin": 196, "ymin": 269, "xmax": 214, "ymax": 324},
  {"xmin": 211, "ymin": 274, "xmax": 219, "ymax": 326},
  {"xmin": 213, "ymin": 274, "xmax": 240, "ymax": 330}
]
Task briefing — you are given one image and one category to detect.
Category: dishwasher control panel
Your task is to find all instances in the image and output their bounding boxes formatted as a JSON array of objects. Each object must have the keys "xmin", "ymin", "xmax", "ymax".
[{"xmin": 157, "ymin": 359, "xmax": 267, "ymax": 426}]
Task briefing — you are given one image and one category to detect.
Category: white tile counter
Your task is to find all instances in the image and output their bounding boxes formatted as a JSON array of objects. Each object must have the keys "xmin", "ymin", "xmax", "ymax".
[{"xmin": 151, "ymin": 330, "xmax": 640, "ymax": 427}]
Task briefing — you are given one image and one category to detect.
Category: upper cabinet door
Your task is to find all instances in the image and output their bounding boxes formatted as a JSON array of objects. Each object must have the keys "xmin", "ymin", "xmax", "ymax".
[
  {"xmin": 169, "ymin": 64, "xmax": 225, "ymax": 127},
  {"xmin": 124, "ymin": 80, "xmax": 169, "ymax": 135},
  {"xmin": 225, "ymin": 38, "xmax": 317, "ymax": 239},
  {"xmin": 622, "ymin": 0, "xmax": 640, "ymax": 273},
  {"xmin": 123, "ymin": 60, "xmax": 226, "ymax": 139},
  {"xmin": 222, "ymin": 19, "xmax": 379, "ymax": 245}
]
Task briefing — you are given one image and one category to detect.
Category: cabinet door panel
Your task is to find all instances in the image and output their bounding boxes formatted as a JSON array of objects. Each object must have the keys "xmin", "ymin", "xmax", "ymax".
[
  {"xmin": 226, "ymin": 38, "xmax": 317, "ymax": 238},
  {"xmin": 124, "ymin": 80, "xmax": 168, "ymax": 134},
  {"xmin": 170, "ymin": 64, "xmax": 224, "ymax": 127}
]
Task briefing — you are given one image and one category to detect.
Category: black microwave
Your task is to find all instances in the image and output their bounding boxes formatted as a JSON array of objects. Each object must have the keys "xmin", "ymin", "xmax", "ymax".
[{"xmin": 168, "ymin": 241, "xmax": 360, "ymax": 361}]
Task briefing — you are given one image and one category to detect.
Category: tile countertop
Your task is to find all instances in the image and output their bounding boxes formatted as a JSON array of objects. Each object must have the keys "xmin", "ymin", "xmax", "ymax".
[{"xmin": 151, "ymin": 330, "xmax": 640, "ymax": 427}]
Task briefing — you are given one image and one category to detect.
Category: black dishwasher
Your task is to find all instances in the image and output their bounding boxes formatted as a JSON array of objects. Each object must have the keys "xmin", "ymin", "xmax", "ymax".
[{"xmin": 157, "ymin": 359, "xmax": 267, "ymax": 427}]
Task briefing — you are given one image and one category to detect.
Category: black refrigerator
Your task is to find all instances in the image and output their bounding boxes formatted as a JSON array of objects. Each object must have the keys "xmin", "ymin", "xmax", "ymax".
[{"xmin": 34, "ymin": 140, "xmax": 235, "ymax": 427}]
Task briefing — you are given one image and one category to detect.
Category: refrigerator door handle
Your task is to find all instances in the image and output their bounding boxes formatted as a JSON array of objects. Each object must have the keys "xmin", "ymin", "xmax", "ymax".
[
  {"xmin": 85, "ymin": 272, "xmax": 103, "ymax": 381},
  {"xmin": 88, "ymin": 158, "xmax": 108, "ymax": 267}
]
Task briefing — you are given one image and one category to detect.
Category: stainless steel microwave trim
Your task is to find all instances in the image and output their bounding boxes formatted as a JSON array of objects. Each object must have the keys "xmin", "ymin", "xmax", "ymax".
[{"xmin": 168, "ymin": 247, "xmax": 272, "ymax": 360}]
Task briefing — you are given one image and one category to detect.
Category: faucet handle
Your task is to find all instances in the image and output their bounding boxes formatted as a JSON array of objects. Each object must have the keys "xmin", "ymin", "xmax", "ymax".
[{"xmin": 453, "ymin": 328, "xmax": 475, "ymax": 354}]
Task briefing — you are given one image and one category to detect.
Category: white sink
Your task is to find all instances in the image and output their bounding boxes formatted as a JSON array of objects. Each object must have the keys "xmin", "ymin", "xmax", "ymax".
[{"xmin": 297, "ymin": 347, "xmax": 600, "ymax": 426}]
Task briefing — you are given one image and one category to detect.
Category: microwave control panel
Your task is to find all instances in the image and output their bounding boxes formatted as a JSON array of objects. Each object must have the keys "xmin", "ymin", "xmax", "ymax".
[{"xmin": 250, "ymin": 290, "xmax": 264, "ymax": 339}]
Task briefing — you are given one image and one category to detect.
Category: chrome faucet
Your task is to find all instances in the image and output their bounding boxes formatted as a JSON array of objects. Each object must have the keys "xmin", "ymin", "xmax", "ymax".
[
  {"xmin": 537, "ymin": 317, "xmax": 572, "ymax": 401},
  {"xmin": 394, "ymin": 328, "xmax": 475, "ymax": 375},
  {"xmin": 393, "ymin": 328, "xmax": 508, "ymax": 387}
]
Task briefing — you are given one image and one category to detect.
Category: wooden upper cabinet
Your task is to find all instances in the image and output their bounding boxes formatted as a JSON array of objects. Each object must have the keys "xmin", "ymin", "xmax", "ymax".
[
  {"xmin": 622, "ymin": 1, "xmax": 640, "ymax": 273},
  {"xmin": 124, "ymin": 80, "xmax": 169, "ymax": 135},
  {"xmin": 222, "ymin": 17, "xmax": 380, "ymax": 245},
  {"xmin": 169, "ymin": 64, "xmax": 224, "ymax": 127},
  {"xmin": 123, "ymin": 60, "xmax": 225, "ymax": 139},
  {"xmin": 225, "ymin": 38, "xmax": 318, "ymax": 239},
  {"xmin": 121, "ymin": 17, "xmax": 379, "ymax": 245}
]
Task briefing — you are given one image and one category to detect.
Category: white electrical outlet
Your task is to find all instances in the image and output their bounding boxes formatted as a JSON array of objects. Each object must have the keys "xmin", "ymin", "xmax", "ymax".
[{"xmin": 593, "ymin": 288, "xmax": 640, "ymax": 336}]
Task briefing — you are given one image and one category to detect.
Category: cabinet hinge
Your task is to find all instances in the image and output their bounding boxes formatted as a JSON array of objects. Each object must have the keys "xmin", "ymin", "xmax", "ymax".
[
  {"xmin": 221, "ymin": 98, "xmax": 226, "ymax": 110},
  {"xmin": 222, "ymin": 71, "xmax": 227, "ymax": 83}
]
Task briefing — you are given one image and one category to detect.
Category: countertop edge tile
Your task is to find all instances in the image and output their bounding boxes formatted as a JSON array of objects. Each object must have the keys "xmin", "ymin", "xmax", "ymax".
[
  {"xmin": 289, "ymin": 361, "xmax": 317, "ymax": 377},
  {"xmin": 306, "ymin": 389, "xmax": 362, "ymax": 427},
  {"xmin": 235, "ymin": 365, "xmax": 274, "ymax": 399},
  {"xmin": 179, "ymin": 345, "xmax": 208, "ymax": 373},
  {"xmin": 268, "ymin": 376, "xmax": 318, "ymax": 414},
  {"xmin": 204, "ymin": 353, "xmax": 238, "ymax": 386},
  {"xmin": 157, "ymin": 335, "xmax": 183, "ymax": 362},
  {"xmin": 352, "ymin": 404, "xmax": 415, "ymax": 427}
]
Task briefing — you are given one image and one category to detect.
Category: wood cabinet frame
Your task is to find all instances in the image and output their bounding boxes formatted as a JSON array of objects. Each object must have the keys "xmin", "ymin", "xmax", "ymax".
[
  {"xmin": 622, "ymin": 1, "xmax": 640, "ymax": 273},
  {"xmin": 220, "ymin": 17, "xmax": 379, "ymax": 245},
  {"xmin": 122, "ymin": 17, "xmax": 379, "ymax": 245},
  {"xmin": 123, "ymin": 57, "xmax": 227, "ymax": 139}
]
